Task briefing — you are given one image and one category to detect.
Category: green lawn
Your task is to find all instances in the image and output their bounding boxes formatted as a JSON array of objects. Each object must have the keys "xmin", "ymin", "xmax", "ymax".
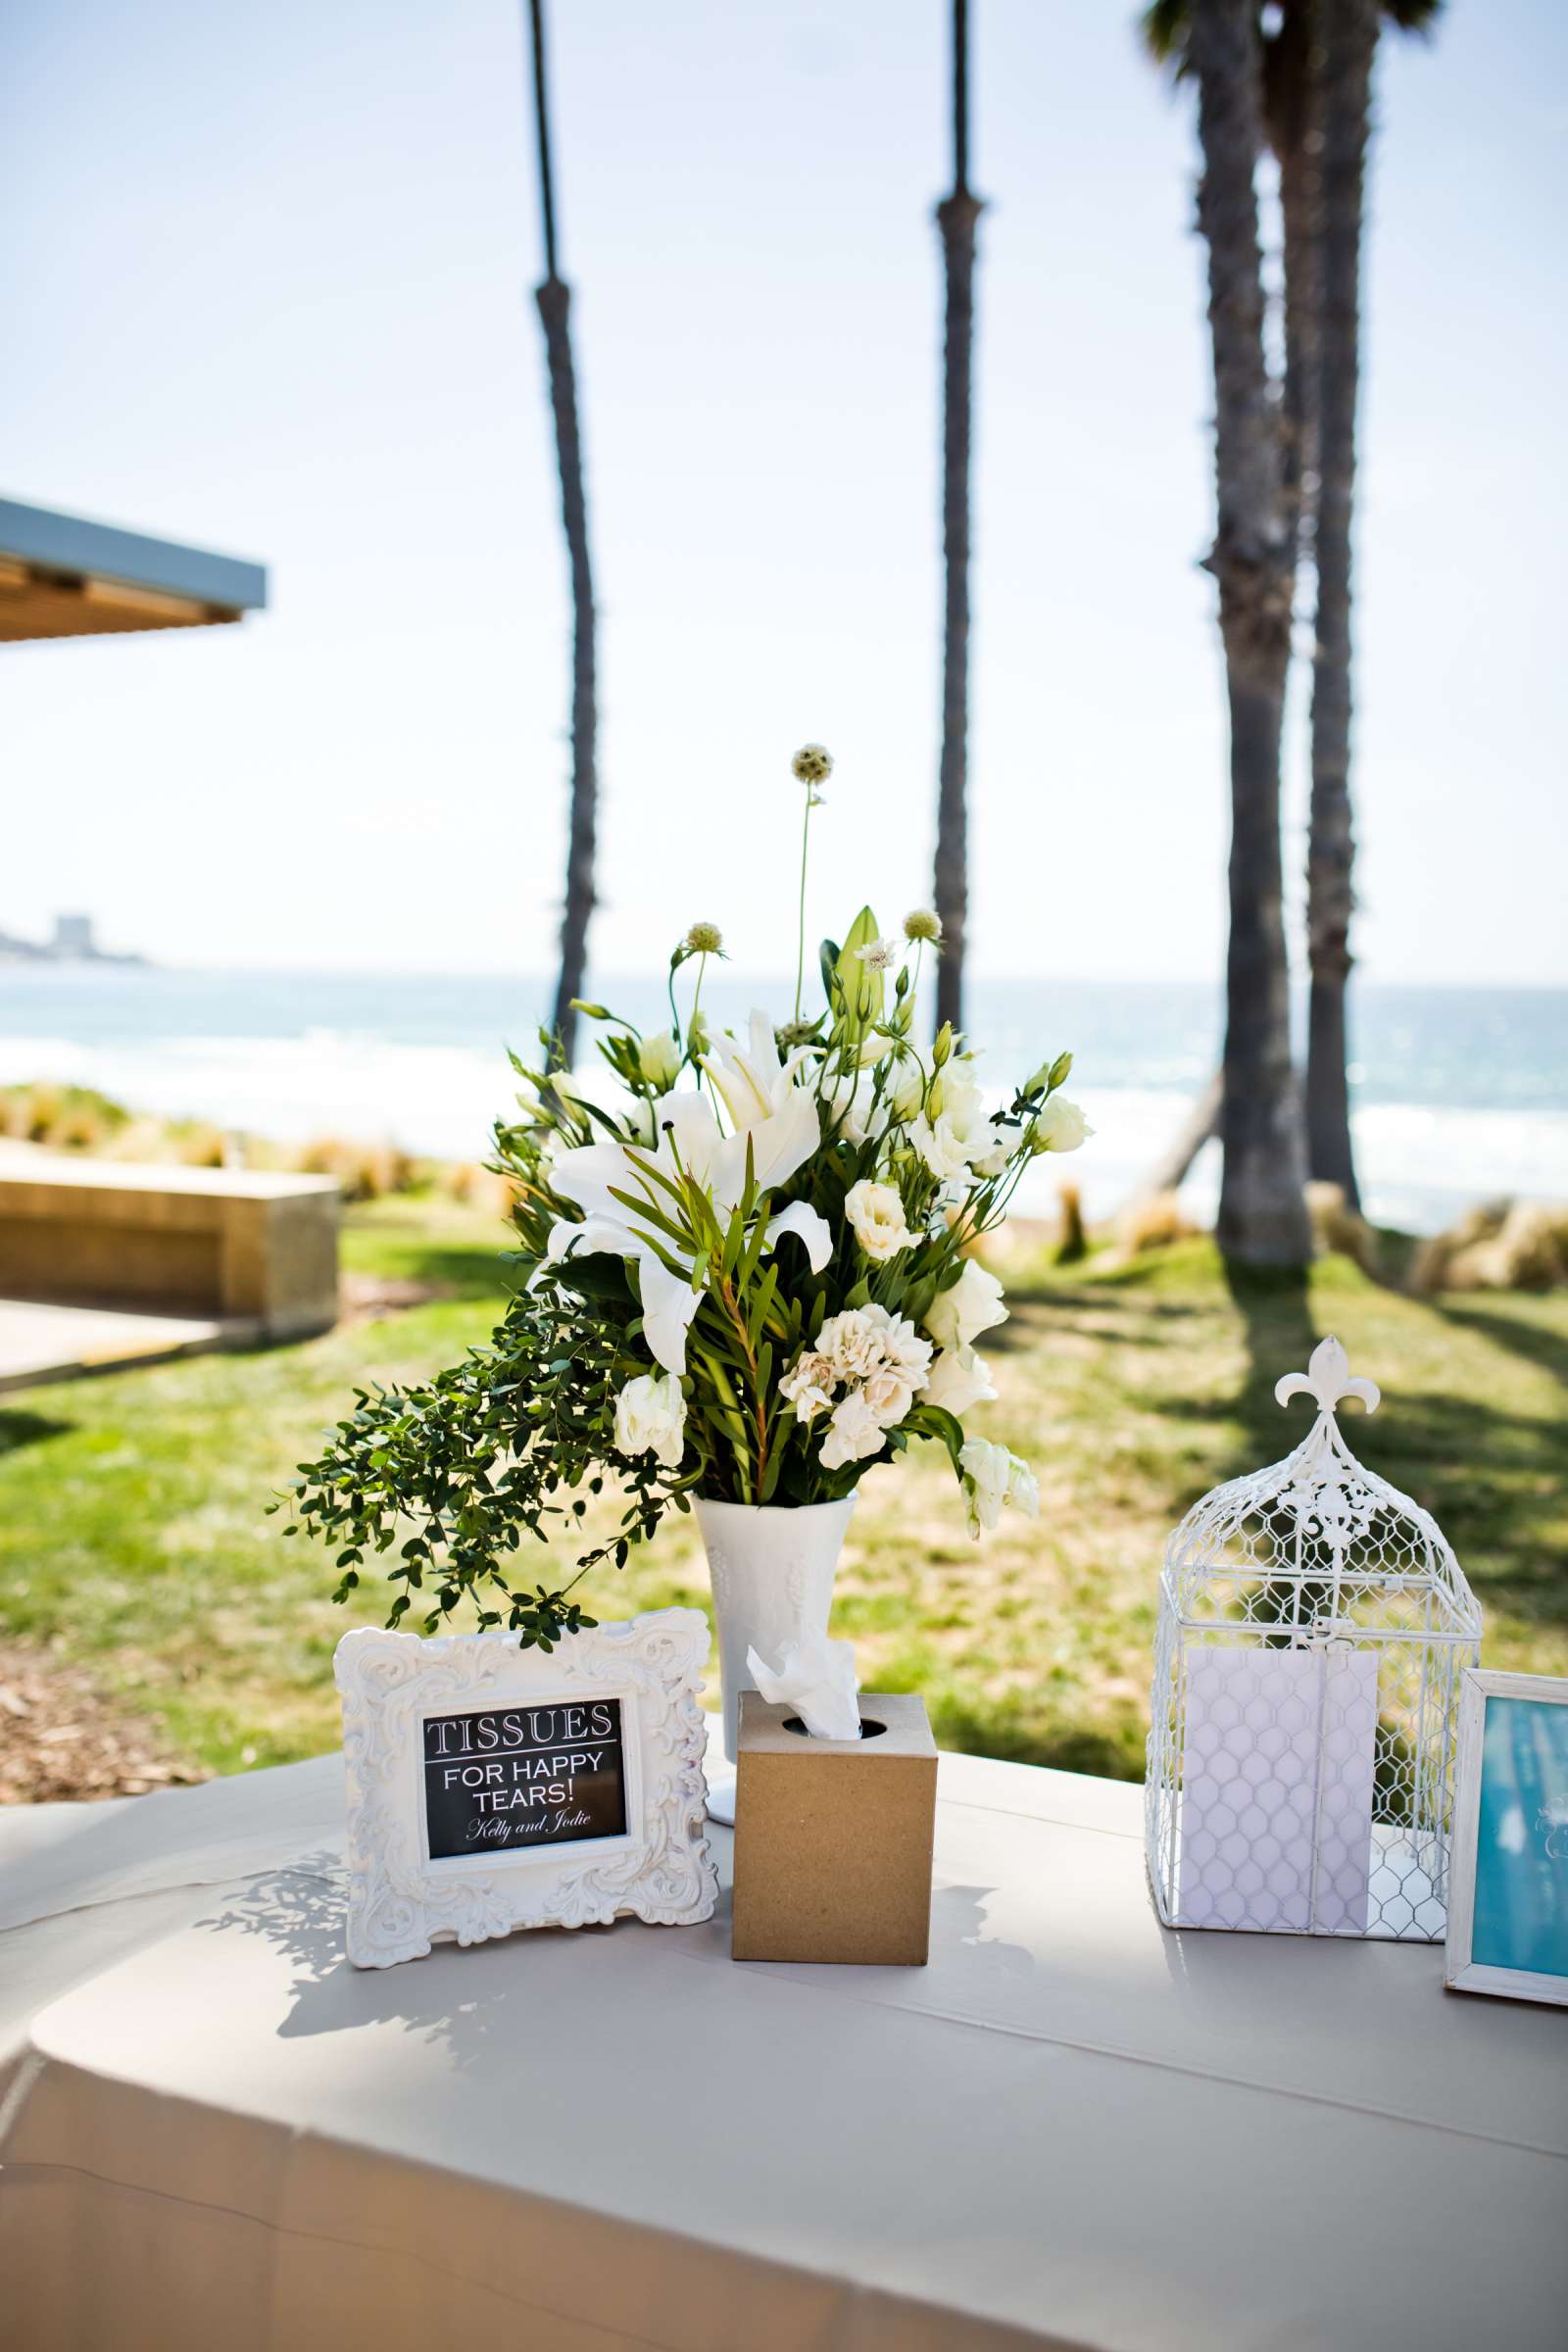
[{"xmin": 2, "ymin": 1194, "xmax": 1563, "ymax": 1781}]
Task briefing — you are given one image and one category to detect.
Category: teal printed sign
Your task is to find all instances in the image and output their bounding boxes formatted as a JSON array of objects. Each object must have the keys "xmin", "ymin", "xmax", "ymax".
[{"xmin": 1471, "ymin": 1694, "xmax": 1568, "ymax": 1983}]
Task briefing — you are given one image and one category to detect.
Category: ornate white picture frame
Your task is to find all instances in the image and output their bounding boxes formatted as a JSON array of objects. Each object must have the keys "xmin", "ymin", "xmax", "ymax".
[
  {"xmin": 335, "ymin": 1609, "xmax": 717, "ymax": 1968},
  {"xmin": 1446, "ymin": 1668, "xmax": 1568, "ymax": 2007}
]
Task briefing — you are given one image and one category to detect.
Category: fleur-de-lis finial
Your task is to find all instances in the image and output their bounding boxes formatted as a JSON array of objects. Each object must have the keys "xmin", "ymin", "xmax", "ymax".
[{"xmin": 1275, "ymin": 1335, "xmax": 1380, "ymax": 1419}]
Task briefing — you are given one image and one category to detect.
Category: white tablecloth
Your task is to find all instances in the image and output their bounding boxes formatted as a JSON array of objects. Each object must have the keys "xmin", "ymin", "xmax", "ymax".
[{"xmin": 1, "ymin": 1743, "xmax": 1563, "ymax": 2350}]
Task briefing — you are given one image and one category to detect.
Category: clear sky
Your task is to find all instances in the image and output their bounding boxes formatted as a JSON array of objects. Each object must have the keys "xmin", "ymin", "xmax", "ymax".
[{"xmin": 2, "ymin": 0, "xmax": 1564, "ymax": 986}]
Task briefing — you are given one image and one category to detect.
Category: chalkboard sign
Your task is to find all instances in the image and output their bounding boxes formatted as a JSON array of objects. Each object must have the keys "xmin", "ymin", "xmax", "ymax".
[
  {"xmin": 421, "ymin": 1697, "xmax": 628, "ymax": 1859},
  {"xmin": 336, "ymin": 1615, "xmax": 717, "ymax": 1967}
]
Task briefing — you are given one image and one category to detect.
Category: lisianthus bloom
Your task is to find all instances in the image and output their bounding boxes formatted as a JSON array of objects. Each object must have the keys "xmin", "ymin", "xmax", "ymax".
[
  {"xmin": 1032, "ymin": 1096, "xmax": 1094, "ymax": 1153},
  {"xmin": 638, "ymin": 1029, "xmax": 681, "ymax": 1090},
  {"xmin": 885, "ymin": 1055, "xmax": 926, "ymax": 1122},
  {"xmin": 925, "ymin": 1258, "xmax": 1008, "ymax": 1354},
  {"xmin": 968, "ymin": 1137, "xmax": 1012, "ymax": 1180},
  {"xmin": 959, "ymin": 1436, "xmax": 1039, "ymax": 1539},
  {"xmin": 820, "ymin": 1063, "xmax": 883, "ymax": 1146},
  {"xmin": 613, "ymin": 1372, "xmax": 686, "ymax": 1469},
  {"xmin": 923, "ymin": 1346, "xmax": 998, "ymax": 1415},
  {"xmin": 1007, "ymin": 1455, "xmax": 1040, "ymax": 1518},
  {"xmin": 844, "ymin": 1178, "xmax": 915, "ymax": 1262},
  {"xmin": 910, "ymin": 1065, "xmax": 1002, "ymax": 1180}
]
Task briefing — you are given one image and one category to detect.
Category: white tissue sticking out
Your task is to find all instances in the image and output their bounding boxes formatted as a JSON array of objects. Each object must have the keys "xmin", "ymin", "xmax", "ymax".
[{"xmin": 746, "ymin": 1628, "xmax": 861, "ymax": 1741}]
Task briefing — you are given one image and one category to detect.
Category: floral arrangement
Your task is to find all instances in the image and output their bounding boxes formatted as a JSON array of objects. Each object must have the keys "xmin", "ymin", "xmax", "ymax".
[{"xmin": 284, "ymin": 746, "xmax": 1090, "ymax": 1647}]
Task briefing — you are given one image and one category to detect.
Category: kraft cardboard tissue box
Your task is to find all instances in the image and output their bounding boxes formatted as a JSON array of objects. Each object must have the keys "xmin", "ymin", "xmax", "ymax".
[{"xmin": 731, "ymin": 1690, "xmax": 938, "ymax": 1966}]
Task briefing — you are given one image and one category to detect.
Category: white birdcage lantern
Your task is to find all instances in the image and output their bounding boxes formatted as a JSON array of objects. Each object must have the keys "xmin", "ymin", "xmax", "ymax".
[{"xmin": 1147, "ymin": 1337, "xmax": 1482, "ymax": 1940}]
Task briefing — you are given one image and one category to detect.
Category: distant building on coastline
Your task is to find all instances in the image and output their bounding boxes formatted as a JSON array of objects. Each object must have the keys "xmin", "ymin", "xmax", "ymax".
[{"xmin": 0, "ymin": 913, "xmax": 147, "ymax": 966}]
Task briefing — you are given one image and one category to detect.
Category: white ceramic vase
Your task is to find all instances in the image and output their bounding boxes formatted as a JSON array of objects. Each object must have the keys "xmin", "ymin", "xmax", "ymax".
[{"xmin": 694, "ymin": 1493, "xmax": 857, "ymax": 1825}]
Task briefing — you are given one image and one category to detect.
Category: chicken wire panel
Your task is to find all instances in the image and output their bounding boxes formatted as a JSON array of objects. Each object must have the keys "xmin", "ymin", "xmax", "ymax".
[{"xmin": 1146, "ymin": 1340, "xmax": 1482, "ymax": 1940}]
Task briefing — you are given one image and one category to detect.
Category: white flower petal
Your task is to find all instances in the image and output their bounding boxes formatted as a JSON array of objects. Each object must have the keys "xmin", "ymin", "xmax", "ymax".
[
  {"xmin": 714, "ymin": 1083, "xmax": 820, "ymax": 1206},
  {"xmin": 550, "ymin": 1141, "xmax": 646, "ymax": 1223},
  {"xmin": 1032, "ymin": 1096, "xmax": 1094, "ymax": 1153},
  {"xmin": 633, "ymin": 1254, "xmax": 705, "ymax": 1374},
  {"xmin": 613, "ymin": 1370, "xmax": 687, "ymax": 1468},
  {"xmin": 923, "ymin": 1347, "xmax": 997, "ymax": 1415},
  {"xmin": 763, "ymin": 1200, "xmax": 833, "ymax": 1274},
  {"xmin": 657, "ymin": 1089, "xmax": 725, "ymax": 1187},
  {"xmin": 844, "ymin": 1177, "xmax": 915, "ymax": 1262},
  {"xmin": 926, "ymin": 1259, "xmax": 1008, "ymax": 1354}
]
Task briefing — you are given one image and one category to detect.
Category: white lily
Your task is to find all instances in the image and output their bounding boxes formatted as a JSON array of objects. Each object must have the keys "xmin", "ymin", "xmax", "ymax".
[
  {"xmin": 545, "ymin": 1202, "xmax": 706, "ymax": 1377},
  {"xmin": 544, "ymin": 1078, "xmax": 828, "ymax": 1374},
  {"xmin": 701, "ymin": 1010, "xmax": 823, "ymax": 1200},
  {"xmin": 763, "ymin": 1199, "xmax": 834, "ymax": 1272},
  {"xmin": 703, "ymin": 1008, "xmax": 809, "ymax": 1127}
]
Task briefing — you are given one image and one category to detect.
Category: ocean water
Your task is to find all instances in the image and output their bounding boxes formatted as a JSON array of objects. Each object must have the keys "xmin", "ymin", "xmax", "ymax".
[{"xmin": 0, "ymin": 964, "xmax": 1562, "ymax": 1236}]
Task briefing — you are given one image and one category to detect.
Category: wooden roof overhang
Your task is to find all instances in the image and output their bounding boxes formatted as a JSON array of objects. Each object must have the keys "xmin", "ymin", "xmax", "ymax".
[{"xmin": 0, "ymin": 498, "xmax": 268, "ymax": 644}]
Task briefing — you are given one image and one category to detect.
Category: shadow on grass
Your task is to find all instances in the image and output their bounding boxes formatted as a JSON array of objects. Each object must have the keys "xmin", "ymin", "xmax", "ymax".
[
  {"xmin": 1149, "ymin": 1259, "xmax": 1319, "ymax": 1512},
  {"xmin": 999, "ymin": 1273, "xmax": 1204, "ymax": 1322},
  {"xmin": 1425, "ymin": 1297, "xmax": 1568, "ymax": 1396},
  {"xmin": 1360, "ymin": 1388, "xmax": 1567, "ymax": 1636},
  {"xmin": 1221, "ymin": 1256, "xmax": 1317, "ymax": 1464},
  {"xmin": 1197, "ymin": 1264, "xmax": 1565, "ymax": 1640},
  {"xmin": 0, "ymin": 1407, "xmax": 74, "ymax": 1455},
  {"xmin": 340, "ymin": 1237, "xmax": 520, "ymax": 1303}
]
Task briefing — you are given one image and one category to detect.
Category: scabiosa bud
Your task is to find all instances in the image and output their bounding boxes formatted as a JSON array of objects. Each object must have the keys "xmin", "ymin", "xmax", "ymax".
[
  {"xmin": 683, "ymin": 921, "xmax": 724, "ymax": 956},
  {"xmin": 903, "ymin": 908, "xmax": 942, "ymax": 944},
  {"xmin": 790, "ymin": 743, "xmax": 833, "ymax": 787}
]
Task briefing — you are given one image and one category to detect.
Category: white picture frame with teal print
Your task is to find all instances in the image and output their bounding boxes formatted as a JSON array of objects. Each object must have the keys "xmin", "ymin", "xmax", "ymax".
[{"xmin": 1446, "ymin": 1669, "xmax": 1568, "ymax": 2006}]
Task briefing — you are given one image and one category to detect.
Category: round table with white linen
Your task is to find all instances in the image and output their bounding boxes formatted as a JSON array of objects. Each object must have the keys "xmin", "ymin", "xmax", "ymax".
[{"xmin": 1, "ymin": 1736, "xmax": 1563, "ymax": 2350}]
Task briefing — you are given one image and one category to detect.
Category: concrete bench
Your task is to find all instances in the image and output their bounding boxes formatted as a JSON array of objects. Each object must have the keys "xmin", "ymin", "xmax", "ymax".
[{"xmin": 0, "ymin": 1156, "xmax": 340, "ymax": 1342}]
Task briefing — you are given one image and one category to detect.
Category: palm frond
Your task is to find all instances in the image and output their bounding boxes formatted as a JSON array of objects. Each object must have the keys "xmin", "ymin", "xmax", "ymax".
[
  {"xmin": 1382, "ymin": 0, "xmax": 1444, "ymax": 35},
  {"xmin": 1139, "ymin": 0, "xmax": 1191, "ymax": 74}
]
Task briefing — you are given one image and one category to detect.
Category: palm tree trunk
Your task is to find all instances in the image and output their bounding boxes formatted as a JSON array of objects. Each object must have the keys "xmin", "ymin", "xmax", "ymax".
[
  {"xmin": 1188, "ymin": 0, "xmax": 1312, "ymax": 1266},
  {"xmin": 1278, "ymin": 136, "xmax": 1319, "ymax": 571},
  {"xmin": 1269, "ymin": 1, "xmax": 1320, "ymax": 577},
  {"xmin": 1304, "ymin": 0, "xmax": 1375, "ymax": 1207},
  {"xmin": 527, "ymin": 0, "xmax": 598, "ymax": 1071},
  {"xmin": 933, "ymin": 0, "xmax": 982, "ymax": 1040}
]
